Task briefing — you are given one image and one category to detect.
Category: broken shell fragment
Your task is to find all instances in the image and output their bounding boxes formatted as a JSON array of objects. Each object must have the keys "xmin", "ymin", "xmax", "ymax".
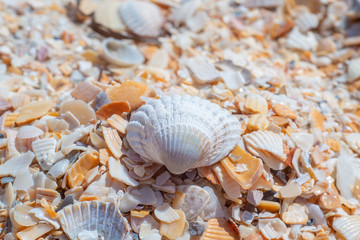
[
  {"xmin": 281, "ymin": 203, "xmax": 308, "ymax": 224},
  {"xmin": 118, "ymin": 1, "xmax": 164, "ymax": 38},
  {"xmin": 244, "ymin": 93, "xmax": 268, "ymax": 115},
  {"xmin": 200, "ymin": 218, "xmax": 237, "ymax": 240},
  {"xmin": 16, "ymin": 100, "xmax": 53, "ymax": 125},
  {"xmin": 96, "ymin": 101, "xmax": 130, "ymax": 120},
  {"xmin": 333, "ymin": 215, "xmax": 360, "ymax": 240},
  {"xmin": 159, "ymin": 209, "xmax": 186, "ymax": 240},
  {"xmin": 347, "ymin": 58, "xmax": 360, "ymax": 83},
  {"xmin": 154, "ymin": 203, "xmax": 180, "ymax": 223},
  {"xmin": 126, "ymin": 95, "xmax": 241, "ymax": 174},
  {"xmin": 186, "ymin": 56, "xmax": 221, "ymax": 84},
  {"xmin": 60, "ymin": 100, "xmax": 96, "ymax": 125},
  {"xmin": 15, "ymin": 126, "xmax": 44, "ymax": 152},
  {"xmin": 258, "ymin": 218, "xmax": 287, "ymax": 240},
  {"xmin": 102, "ymin": 38, "xmax": 144, "ymax": 67},
  {"xmin": 32, "ymin": 138, "xmax": 57, "ymax": 170},
  {"xmin": 58, "ymin": 201, "xmax": 132, "ymax": 240}
]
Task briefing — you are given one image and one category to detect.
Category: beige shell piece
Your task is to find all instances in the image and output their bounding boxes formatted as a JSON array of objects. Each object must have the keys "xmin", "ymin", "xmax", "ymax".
[
  {"xmin": 108, "ymin": 157, "xmax": 139, "ymax": 186},
  {"xmin": 11, "ymin": 204, "xmax": 39, "ymax": 228},
  {"xmin": 16, "ymin": 99, "xmax": 53, "ymax": 125},
  {"xmin": 126, "ymin": 95, "xmax": 241, "ymax": 174},
  {"xmin": 154, "ymin": 203, "xmax": 180, "ymax": 223},
  {"xmin": 58, "ymin": 201, "xmax": 132, "ymax": 240},
  {"xmin": 107, "ymin": 114, "xmax": 128, "ymax": 135},
  {"xmin": 71, "ymin": 81, "xmax": 101, "ymax": 104},
  {"xmin": 333, "ymin": 215, "xmax": 360, "ymax": 240},
  {"xmin": 200, "ymin": 218, "xmax": 237, "ymax": 240},
  {"xmin": 32, "ymin": 138, "xmax": 57, "ymax": 170},
  {"xmin": 118, "ymin": 0, "xmax": 164, "ymax": 38},
  {"xmin": 94, "ymin": 0, "xmax": 126, "ymax": 33},
  {"xmin": 15, "ymin": 126, "xmax": 44, "ymax": 152},
  {"xmin": 67, "ymin": 152, "xmax": 100, "ymax": 188},
  {"xmin": 60, "ymin": 100, "xmax": 96, "ymax": 125},
  {"xmin": 102, "ymin": 38, "xmax": 144, "ymax": 67},
  {"xmin": 16, "ymin": 223, "xmax": 54, "ymax": 240},
  {"xmin": 46, "ymin": 118, "xmax": 69, "ymax": 132},
  {"xmin": 186, "ymin": 56, "xmax": 221, "ymax": 84},
  {"xmin": 212, "ymin": 163, "xmax": 243, "ymax": 199},
  {"xmin": 281, "ymin": 203, "xmax": 308, "ymax": 225},
  {"xmin": 347, "ymin": 58, "xmax": 360, "ymax": 83},
  {"xmin": 103, "ymin": 127, "xmax": 123, "ymax": 159},
  {"xmin": 243, "ymin": 130, "xmax": 286, "ymax": 170},
  {"xmin": 286, "ymin": 28, "xmax": 318, "ymax": 51},
  {"xmin": 159, "ymin": 209, "xmax": 186, "ymax": 240},
  {"xmin": 247, "ymin": 114, "xmax": 269, "ymax": 131},
  {"xmin": 258, "ymin": 218, "xmax": 287, "ymax": 239},
  {"xmin": 244, "ymin": 93, "xmax": 268, "ymax": 115}
]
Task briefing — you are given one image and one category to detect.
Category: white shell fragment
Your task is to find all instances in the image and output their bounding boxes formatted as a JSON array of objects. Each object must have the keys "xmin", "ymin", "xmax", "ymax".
[
  {"xmin": 126, "ymin": 94, "xmax": 241, "ymax": 174},
  {"xmin": 118, "ymin": 0, "xmax": 164, "ymax": 38},
  {"xmin": 295, "ymin": 11, "xmax": 319, "ymax": 33},
  {"xmin": 58, "ymin": 201, "xmax": 132, "ymax": 240},
  {"xmin": 347, "ymin": 58, "xmax": 360, "ymax": 83},
  {"xmin": 258, "ymin": 218, "xmax": 287, "ymax": 239},
  {"xmin": 186, "ymin": 56, "xmax": 221, "ymax": 84},
  {"xmin": 286, "ymin": 28, "xmax": 318, "ymax": 51},
  {"xmin": 333, "ymin": 215, "xmax": 360, "ymax": 240},
  {"xmin": 243, "ymin": 131, "xmax": 285, "ymax": 170},
  {"xmin": 102, "ymin": 38, "xmax": 144, "ymax": 67},
  {"xmin": 154, "ymin": 203, "xmax": 180, "ymax": 223},
  {"xmin": 32, "ymin": 138, "xmax": 57, "ymax": 170}
]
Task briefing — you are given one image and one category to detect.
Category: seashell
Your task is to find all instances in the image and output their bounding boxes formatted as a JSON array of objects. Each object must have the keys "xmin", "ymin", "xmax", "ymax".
[
  {"xmin": 185, "ymin": 10, "xmax": 209, "ymax": 33},
  {"xmin": 94, "ymin": 91, "xmax": 111, "ymax": 112},
  {"xmin": 36, "ymin": 188, "xmax": 61, "ymax": 205},
  {"xmin": 11, "ymin": 204, "xmax": 39, "ymax": 228},
  {"xmin": 273, "ymin": 104, "xmax": 297, "ymax": 120},
  {"xmin": 16, "ymin": 99, "xmax": 53, "ymax": 125},
  {"xmin": 200, "ymin": 186, "xmax": 225, "ymax": 220},
  {"xmin": 0, "ymin": 150, "xmax": 34, "ymax": 178},
  {"xmin": 295, "ymin": 11, "xmax": 319, "ymax": 33},
  {"xmin": 316, "ymin": 38, "xmax": 336, "ymax": 55},
  {"xmin": 243, "ymin": 131, "xmax": 285, "ymax": 170},
  {"xmin": 60, "ymin": 111, "xmax": 80, "ymax": 130},
  {"xmin": 333, "ymin": 215, "xmax": 360, "ymax": 240},
  {"xmin": 212, "ymin": 163, "xmax": 243, "ymax": 199},
  {"xmin": 67, "ymin": 152, "xmax": 100, "ymax": 188},
  {"xmin": 32, "ymin": 138, "xmax": 57, "ymax": 170},
  {"xmin": 15, "ymin": 126, "xmax": 44, "ymax": 152},
  {"xmin": 108, "ymin": 157, "xmax": 138, "ymax": 186},
  {"xmin": 244, "ymin": 0, "xmax": 284, "ymax": 9},
  {"xmin": 107, "ymin": 114, "xmax": 128, "ymax": 135},
  {"xmin": 257, "ymin": 200, "xmax": 280, "ymax": 213},
  {"xmin": 154, "ymin": 203, "xmax": 180, "ymax": 224},
  {"xmin": 310, "ymin": 109, "xmax": 324, "ymax": 130},
  {"xmin": 220, "ymin": 146, "xmax": 263, "ymax": 190},
  {"xmin": 0, "ymin": 96, "xmax": 12, "ymax": 115},
  {"xmin": 96, "ymin": 101, "xmax": 130, "ymax": 120},
  {"xmin": 347, "ymin": 58, "xmax": 360, "ymax": 83},
  {"xmin": 16, "ymin": 223, "xmax": 54, "ymax": 240},
  {"xmin": 281, "ymin": 203, "xmax": 308, "ymax": 225},
  {"xmin": 118, "ymin": 1, "xmax": 164, "ymax": 38},
  {"xmin": 258, "ymin": 218, "xmax": 287, "ymax": 239},
  {"xmin": 60, "ymin": 100, "xmax": 96, "ymax": 125},
  {"xmin": 58, "ymin": 201, "xmax": 132, "ymax": 240},
  {"xmin": 46, "ymin": 118, "xmax": 69, "ymax": 132},
  {"xmin": 291, "ymin": 132, "xmax": 314, "ymax": 152},
  {"xmin": 102, "ymin": 38, "xmax": 144, "ymax": 67},
  {"xmin": 247, "ymin": 114, "xmax": 269, "ymax": 131},
  {"xmin": 70, "ymin": 81, "xmax": 101, "ymax": 103},
  {"xmin": 174, "ymin": 185, "xmax": 210, "ymax": 221},
  {"xmin": 279, "ymin": 181, "xmax": 302, "ymax": 198},
  {"xmin": 244, "ymin": 93, "xmax": 268, "ymax": 115},
  {"xmin": 200, "ymin": 218, "xmax": 237, "ymax": 240},
  {"xmin": 48, "ymin": 159, "xmax": 70, "ymax": 179},
  {"xmin": 5, "ymin": 112, "xmax": 19, "ymax": 128},
  {"xmin": 106, "ymin": 80, "xmax": 148, "ymax": 110},
  {"xmin": 159, "ymin": 209, "xmax": 186, "ymax": 240},
  {"xmin": 186, "ymin": 56, "xmax": 221, "ymax": 84},
  {"xmin": 286, "ymin": 28, "xmax": 318, "ymax": 51},
  {"xmin": 126, "ymin": 95, "xmax": 241, "ymax": 174},
  {"xmin": 94, "ymin": 0, "xmax": 126, "ymax": 33},
  {"xmin": 103, "ymin": 127, "xmax": 123, "ymax": 159}
]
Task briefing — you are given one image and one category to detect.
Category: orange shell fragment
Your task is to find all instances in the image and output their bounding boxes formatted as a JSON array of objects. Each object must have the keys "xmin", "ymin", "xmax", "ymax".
[
  {"xmin": 16, "ymin": 100, "xmax": 53, "ymax": 125},
  {"xmin": 67, "ymin": 152, "xmax": 100, "ymax": 188},
  {"xmin": 96, "ymin": 101, "xmax": 130, "ymax": 120},
  {"xmin": 200, "ymin": 218, "xmax": 238, "ymax": 240},
  {"xmin": 106, "ymin": 80, "xmax": 148, "ymax": 110},
  {"xmin": 311, "ymin": 109, "xmax": 325, "ymax": 130}
]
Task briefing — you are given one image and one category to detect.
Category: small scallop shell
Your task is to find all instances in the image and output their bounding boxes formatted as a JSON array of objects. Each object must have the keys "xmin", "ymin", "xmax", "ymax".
[
  {"xmin": 15, "ymin": 126, "xmax": 44, "ymax": 152},
  {"xmin": 333, "ymin": 215, "xmax": 360, "ymax": 240},
  {"xmin": 31, "ymin": 138, "xmax": 57, "ymax": 170},
  {"xmin": 295, "ymin": 11, "xmax": 319, "ymax": 33},
  {"xmin": 258, "ymin": 218, "xmax": 287, "ymax": 239},
  {"xmin": 347, "ymin": 58, "xmax": 360, "ymax": 83},
  {"xmin": 58, "ymin": 201, "xmax": 132, "ymax": 240},
  {"xmin": 126, "ymin": 94, "xmax": 241, "ymax": 174},
  {"xmin": 200, "ymin": 218, "xmax": 237, "ymax": 240},
  {"xmin": 102, "ymin": 38, "xmax": 144, "ymax": 67},
  {"xmin": 244, "ymin": 93, "xmax": 268, "ymax": 115},
  {"xmin": 118, "ymin": 0, "xmax": 164, "ymax": 38},
  {"xmin": 286, "ymin": 28, "xmax": 318, "ymax": 51},
  {"xmin": 243, "ymin": 130, "xmax": 285, "ymax": 170}
]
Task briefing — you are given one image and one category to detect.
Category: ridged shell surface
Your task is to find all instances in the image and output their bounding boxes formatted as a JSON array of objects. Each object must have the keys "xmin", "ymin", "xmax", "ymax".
[
  {"xmin": 126, "ymin": 95, "xmax": 241, "ymax": 174},
  {"xmin": 58, "ymin": 201, "xmax": 132, "ymax": 240},
  {"xmin": 332, "ymin": 215, "xmax": 360, "ymax": 240},
  {"xmin": 118, "ymin": 0, "xmax": 164, "ymax": 38}
]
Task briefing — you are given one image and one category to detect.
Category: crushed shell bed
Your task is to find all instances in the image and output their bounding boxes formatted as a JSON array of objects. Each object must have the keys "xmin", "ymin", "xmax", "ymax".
[{"xmin": 0, "ymin": 0, "xmax": 360, "ymax": 240}]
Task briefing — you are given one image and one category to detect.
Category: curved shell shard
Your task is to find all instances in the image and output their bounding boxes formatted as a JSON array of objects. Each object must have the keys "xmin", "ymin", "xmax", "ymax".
[{"xmin": 126, "ymin": 95, "xmax": 241, "ymax": 174}]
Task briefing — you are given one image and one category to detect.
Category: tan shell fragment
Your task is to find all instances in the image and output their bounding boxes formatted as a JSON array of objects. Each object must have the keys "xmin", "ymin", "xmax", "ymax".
[
  {"xmin": 258, "ymin": 218, "xmax": 287, "ymax": 239},
  {"xmin": 16, "ymin": 99, "xmax": 53, "ymax": 125},
  {"xmin": 107, "ymin": 114, "xmax": 128, "ymax": 135},
  {"xmin": 333, "ymin": 215, "xmax": 360, "ymax": 240},
  {"xmin": 94, "ymin": 0, "xmax": 125, "ymax": 33},
  {"xmin": 186, "ymin": 56, "xmax": 221, "ymax": 84},
  {"xmin": 247, "ymin": 114, "xmax": 269, "ymax": 131},
  {"xmin": 67, "ymin": 152, "xmax": 100, "ymax": 188},
  {"xmin": 103, "ymin": 127, "xmax": 123, "ymax": 159},
  {"xmin": 213, "ymin": 163, "xmax": 243, "ymax": 199},
  {"xmin": 154, "ymin": 203, "xmax": 180, "ymax": 223},
  {"xmin": 244, "ymin": 93, "xmax": 268, "ymax": 115},
  {"xmin": 281, "ymin": 203, "xmax": 308, "ymax": 224},
  {"xmin": 11, "ymin": 204, "xmax": 39, "ymax": 228},
  {"xmin": 273, "ymin": 104, "xmax": 297, "ymax": 120},
  {"xmin": 347, "ymin": 58, "xmax": 360, "ymax": 83},
  {"xmin": 71, "ymin": 81, "xmax": 101, "ymax": 103},
  {"xmin": 200, "ymin": 218, "xmax": 237, "ymax": 240},
  {"xmin": 16, "ymin": 223, "xmax": 54, "ymax": 240},
  {"xmin": 60, "ymin": 100, "xmax": 96, "ymax": 125},
  {"xmin": 243, "ymin": 131, "xmax": 286, "ymax": 170},
  {"xmin": 15, "ymin": 126, "xmax": 44, "ymax": 152},
  {"xmin": 160, "ymin": 209, "xmax": 186, "ymax": 240},
  {"xmin": 220, "ymin": 146, "xmax": 263, "ymax": 190},
  {"xmin": 118, "ymin": 0, "xmax": 165, "ymax": 38}
]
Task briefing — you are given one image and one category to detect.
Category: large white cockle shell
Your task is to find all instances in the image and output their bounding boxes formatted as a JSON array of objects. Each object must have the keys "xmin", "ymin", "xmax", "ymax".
[{"xmin": 126, "ymin": 95, "xmax": 241, "ymax": 174}]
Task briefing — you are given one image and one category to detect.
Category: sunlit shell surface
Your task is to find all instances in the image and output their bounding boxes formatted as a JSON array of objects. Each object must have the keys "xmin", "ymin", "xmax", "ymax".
[
  {"xmin": 58, "ymin": 201, "xmax": 132, "ymax": 240},
  {"xmin": 332, "ymin": 215, "xmax": 360, "ymax": 240},
  {"xmin": 118, "ymin": 0, "xmax": 164, "ymax": 38},
  {"xmin": 15, "ymin": 126, "xmax": 44, "ymax": 153},
  {"xmin": 102, "ymin": 38, "xmax": 144, "ymax": 67},
  {"xmin": 126, "ymin": 95, "xmax": 241, "ymax": 174}
]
